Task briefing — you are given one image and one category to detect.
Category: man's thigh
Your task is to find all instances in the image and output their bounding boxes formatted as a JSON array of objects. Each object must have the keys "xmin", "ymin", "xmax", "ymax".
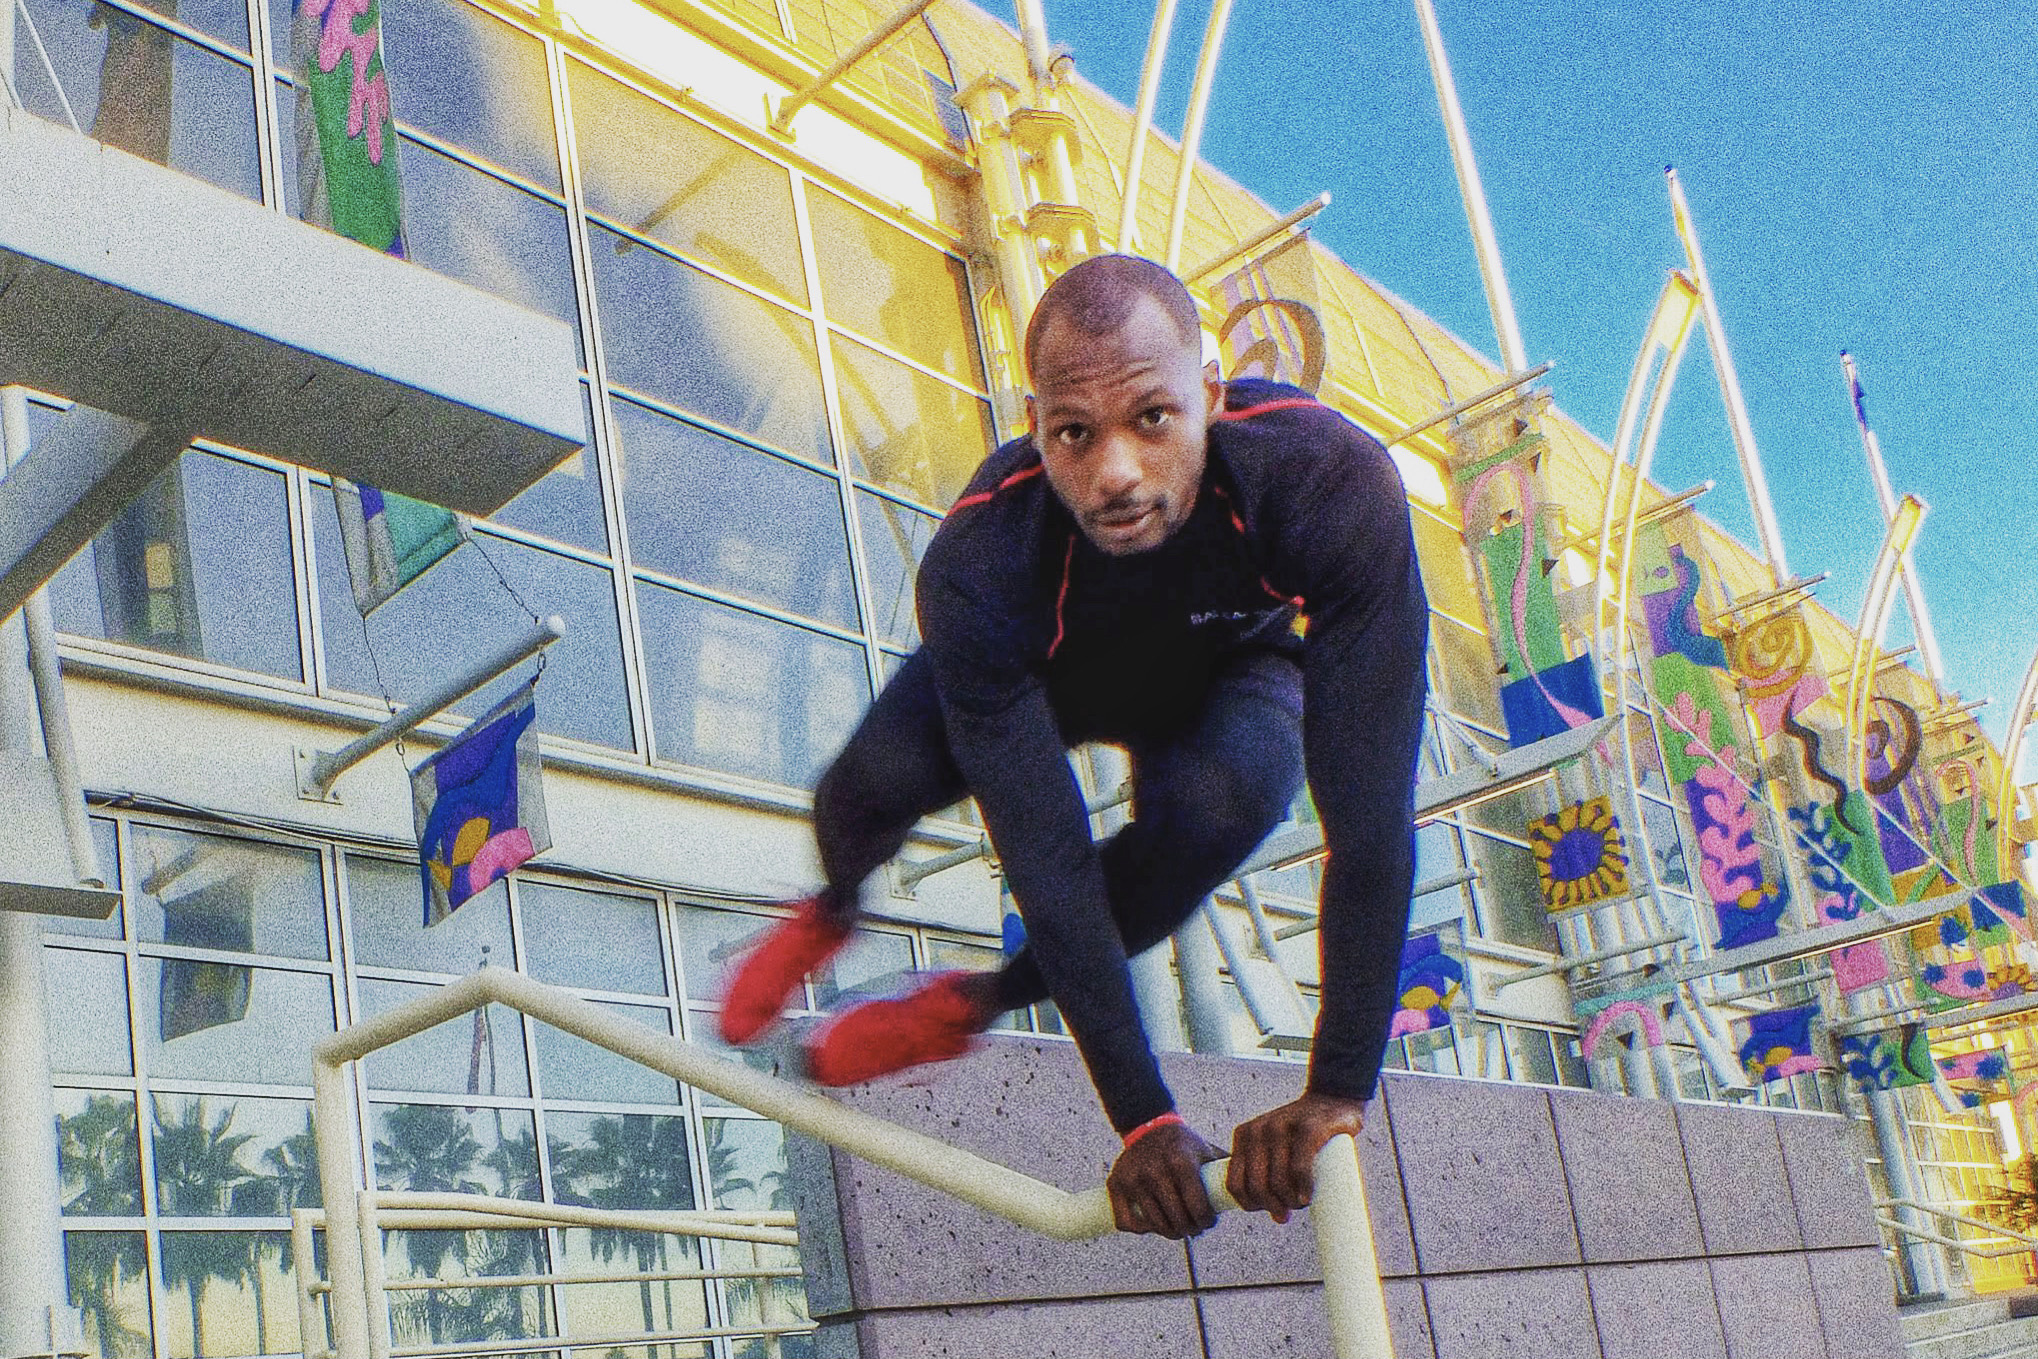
[{"xmin": 1125, "ymin": 650, "xmax": 1304, "ymax": 855}]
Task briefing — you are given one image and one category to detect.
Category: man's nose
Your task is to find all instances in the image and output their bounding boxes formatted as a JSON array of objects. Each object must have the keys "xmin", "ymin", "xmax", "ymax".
[{"xmin": 1092, "ymin": 434, "xmax": 1142, "ymax": 500}]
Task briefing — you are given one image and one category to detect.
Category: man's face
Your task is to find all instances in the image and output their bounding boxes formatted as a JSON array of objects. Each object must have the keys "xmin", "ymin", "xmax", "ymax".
[{"xmin": 1028, "ymin": 296, "xmax": 1221, "ymax": 556}]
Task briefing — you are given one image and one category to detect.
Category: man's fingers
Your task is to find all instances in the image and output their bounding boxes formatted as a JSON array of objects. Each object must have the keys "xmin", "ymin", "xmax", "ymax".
[{"xmin": 1230, "ymin": 1117, "xmax": 1271, "ymax": 1213}]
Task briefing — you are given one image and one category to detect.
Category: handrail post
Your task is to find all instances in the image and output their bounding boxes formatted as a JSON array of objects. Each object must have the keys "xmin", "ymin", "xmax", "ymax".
[
  {"xmin": 1314, "ymin": 1133, "xmax": 1395, "ymax": 1358},
  {"xmin": 312, "ymin": 1060, "xmax": 371, "ymax": 1359}
]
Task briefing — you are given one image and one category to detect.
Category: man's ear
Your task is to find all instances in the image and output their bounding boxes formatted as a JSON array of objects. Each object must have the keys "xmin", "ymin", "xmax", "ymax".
[
  {"xmin": 1025, "ymin": 393, "xmax": 1037, "ymax": 442},
  {"xmin": 1203, "ymin": 360, "xmax": 1225, "ymax": 416}
]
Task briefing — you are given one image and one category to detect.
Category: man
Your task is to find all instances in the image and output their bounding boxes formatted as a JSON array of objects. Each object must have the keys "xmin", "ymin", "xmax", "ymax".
[{"xmin": 720, "ymin": 254, "xmax": 1428, "ymax": 1240}]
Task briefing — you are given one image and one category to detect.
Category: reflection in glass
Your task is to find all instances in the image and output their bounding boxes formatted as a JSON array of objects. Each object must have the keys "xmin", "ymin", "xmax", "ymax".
[
  {"xmin": 13, "ymin": 0, "xmax": 260, "ymax": 198},
  {"xmin": 809, "ymin": 929, "xmax": 913, "ymax": 1009},
  {"xmin": 490, "ymin": 384, "xmax": 608, "ymax": 553},
  {"xmin": 534, "ymin": 1001, "xmax": 680, "ymax": 1105},
  {"xmin": 156, "ymin": 1230, "xmax": 297, "ymax": 1358},
  {"xmin": 568, "ymin": 61, "xmax": 805, "ymax": 304},
  {"xmin": 592, "ymin": 225, "xmax": 830, "ymax": 464},
  {"xmin": 1404, "ymin": 1026, "xmax": 1458, "ymax": 1076},
  {"xmin": 57, "ymin": 1092, "xmax": 143, "ymax": 1217},
  {"xmin": 854, "ymin": 491, "xmax": 935, "ymax": 648},
  {"xmin": 379, "ymin": 0, "xmax": 559, "ymax": 189},
  {"xmin": 378, "ymin": 1228, "xmax": 548, "ymax": 1350},
  {"xmin": 808, "ymin": 188, "xmax": 979, "ymax": 383},
  {"xmin": 399, "ymin": 133, "xmax": 579, "ymax": 337},
  {"xmin": 372, "ymin": 1102, "xmax": 538, "ymax": 1199},
  {"xmin": 554, "ymin": 1223, "xmax": 709, "ymax": 1347},
  {"xmin": 703, "ymin": 1119, "xmax": 809, "ymax": 1347},
  {"xmin": 357, "ymin": 981, "xmax": 529, "ymax": 1096},
  {"xmin": 519, "ymin": 881, "xmax": 665, "ymax": 995},
  {"xmin": 613, "ymin": 400, "xmax": 857, "ymax": 629},
  {"xmin": 66, "ymin": 1230, "xmax": 151, "ymax": 1358},
  {"xmin": 142, "ymin": 962, "xmax": 334, "ymax": 1086},
  {"xmin": 132, "ymin": 825, "xmax": 326, "ymax": 960},
  {"xmin": 1501, "ymin": 1026, "xmax": 1559, "ymax": 1087},
  {"xmin": 1430, "ymin": 615, "xmax": 1502, "ymax": 732},
  {"xmin": 637, "ymin": 583, "xmax": 869, "ymax": 789},
  {"xmin": 832, "ymin": 336, "xmax": 993, "ymax": 509},
  {"xmin": 44, "ymin": 949, "xmax": 134, "ymax": 1077},
  {"xmin": 349, "ymin": 855, "xmax": 511, "ymax": 976},
  {"xmin": 673, "ymin": 907, "xmax": 772, "ymax": 1005},
  {"xmin": 151, "ymin": 1094, "xmax": 321, "ymax": 1216},
  {"xmin": 315, "ymin": 498, "xmax": 634, "ymax": 750},
  {"xmin": 1464, "ymin": 830, "xmax": 1556, "ymax": 952},
  {"xmin": 50, "ymin": 453, "xmax": 300, "ymax": 680}
]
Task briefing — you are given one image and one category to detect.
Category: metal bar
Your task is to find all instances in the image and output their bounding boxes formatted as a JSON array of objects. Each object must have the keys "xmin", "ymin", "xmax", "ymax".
[
  {"xmin": 1116, "ymin": 0, "xmax": 1179, "ymax": 250},
  {"xmin": 1411, "ymin": 0, "xmax": 1527, "ymax": 372},
  {"xmin": 1925, "ymin": 990, "xmax": 2038, "ymax": 1033},
  {"xmin": 313, "ymin": 1059, "xmax": 369, "ymax": 1359},
  {"xmin": 360, "ymin": 1189, "xmax": 392, "ymax": 1359},
  {"xmin": 1923, "ymin": 698, "xmax": 1989, "ymax": 730},
  {"xmin": 767, "ymin": 0, "xmax": 939, "ymax": 136},
  {"xmin": 1843, "ymin": 352, "xmax": 1945, "ymax": 682},
  {"xmin": 302, "ymin": 615, "xmax": 566, "ymax": 797},
  {"xmin": 378, "ymin": 1265, "xmax": 802, "ymax": 1291},
  {"xmin": 1718, "ymin": 573, "xmax": 1827, "ymax": 621},
  {"xmin": 1182, "ymin": 192, "xmax": 1330, "ymax": 284},
  {"xmin": 1844, "ymin": 496, "xmax": 1927, "ymax": 788},
  {"xmin": 311, "ymin": 967, "xmax": 1393, "ymax": 1359},
  {"xmin": 1874, "ymin": 1214, "xmax": 2031, "ymax": 1261},
  {"xmin": 1314, "ymin": 1133, "xmax": 1394, "ymax": 1357},
  {"xmin": 1161, "ymin": 0, "xmax": 1237, "ymax": 271},
  {"xmin": 1702, "ymin": 968, "xmax": 1832, "ymax": 1004},
  {"xmin": 1882, "ymin": 1198, "xmax": 2038, "ymax": 1249},
  {"xmin": 291, "ymin": 1209, "xmax": 327, "ymax": 1359},
  {"xmin": 365, "ymin": 1191, "xmax": 797, "ymax": 1245},
  {"xmin": 1010, "ymin": 0, "xmax": 1055, "ymax": 97},
  {"xmin": 388, "ymin": 1323, "xmax": 819, "ymax": 1359},
  {"xmin": 1271, "ymin": 867, "xmax": 1477, "ymax": 940},
  {"xmin": 1383, "ymin": 362, "xmax": 1553, "ymax": 448},
  {"xmin": 1563, "ymin": 482, "xmax": 1713, "ymax": 555},
  {"xmin": 1667, "ymin": 166, "xmax": 1788, "ymax": 586},
  {"xmin": 1647, "ymin": 882, "xmax": 1980, "ymax": 991},
  {"xmin": 1492, "ymin": 929, "xmax": 1687, "ymax": 989}
]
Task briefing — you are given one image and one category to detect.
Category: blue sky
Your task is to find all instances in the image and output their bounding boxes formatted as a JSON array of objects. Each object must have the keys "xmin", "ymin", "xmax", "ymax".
[{"xmin": 993, "ymin": 0, "xmax": 2038, "ymax": 745}]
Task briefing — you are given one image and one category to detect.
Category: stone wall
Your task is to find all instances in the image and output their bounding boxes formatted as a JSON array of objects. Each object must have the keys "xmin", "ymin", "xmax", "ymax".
[{"xmin": 784, "ymin": 1036, "xmax": 1906, "ymax": 1358}]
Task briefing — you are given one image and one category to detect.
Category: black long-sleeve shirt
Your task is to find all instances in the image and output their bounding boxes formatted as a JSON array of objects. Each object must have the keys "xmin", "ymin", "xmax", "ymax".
[{"xmin": 915, "ymin": 379, "xmax": 1430, "ymax": 1132}]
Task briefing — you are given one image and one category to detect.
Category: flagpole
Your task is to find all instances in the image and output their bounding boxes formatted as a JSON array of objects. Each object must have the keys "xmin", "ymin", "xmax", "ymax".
[
  {"xmin": 1841, "ymin": 351, "xmax": 1944, "ymax": 684},
  {"xmin": 1161, "ymin": 0, "xmax": 1237, "ymax": 272},
  {"xmin": 1665, "ymin": 167, "xmax": 1789, "ymax": 588},
  {"xmin": 1410, "ymin": 0, "xmax": 1527, "ymax": 374},
  {"xmin": 1116, "ymin": 0, "xmax": 1178, "ymax": 252}
]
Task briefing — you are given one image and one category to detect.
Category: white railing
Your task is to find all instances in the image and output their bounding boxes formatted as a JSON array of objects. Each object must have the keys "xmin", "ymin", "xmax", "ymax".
[
  {"xmin": 1876, "ymin": 1197, "xmax": 2038, "ymax": 1263},
  {"xmin": 307, "ymin": 966, "xmax": 1396, "ymax": 1359}
]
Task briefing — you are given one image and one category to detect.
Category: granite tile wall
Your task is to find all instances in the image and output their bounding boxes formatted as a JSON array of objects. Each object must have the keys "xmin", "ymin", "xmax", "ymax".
[{"xmin": 785, "ymin": 1037, "xmax": 1901, "ymax": 1358}]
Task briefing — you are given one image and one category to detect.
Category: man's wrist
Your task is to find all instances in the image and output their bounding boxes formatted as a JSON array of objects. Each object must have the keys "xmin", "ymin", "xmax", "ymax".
[{"xmin": 1122, "ymin": 1111, "xmax": 1184, "ymax": 1149}]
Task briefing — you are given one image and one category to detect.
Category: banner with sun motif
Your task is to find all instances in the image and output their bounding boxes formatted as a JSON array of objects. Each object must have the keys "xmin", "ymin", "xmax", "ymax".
[
  {"xmin": 412, "ymin": 680, "xmax": 550, "ymax": 926},
  {"xmin": 1527, "ymin": 798, "xmax": 1630, "ymax": 914},
  {"xmin": 1738, "ymin": 1004, "xmax": 1821, "ymax": 1084},
  {"xmin": 1388, "ymin": 932, "xmax": 1464, "ymax": 1038}
]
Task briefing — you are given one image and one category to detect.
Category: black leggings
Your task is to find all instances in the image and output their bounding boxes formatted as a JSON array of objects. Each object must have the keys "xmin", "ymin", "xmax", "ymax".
[{"xmin": 811, "ymin": 649, "xmax": 1305, "ymax": 1018}]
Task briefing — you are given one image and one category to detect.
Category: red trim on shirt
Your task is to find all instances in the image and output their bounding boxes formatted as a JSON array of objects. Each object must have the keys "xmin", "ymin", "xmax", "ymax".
[
  {"xmin": 949, "ymin": 462, "xmax": 1043, "ymax": 512},
  {"xmin": 1046, "ymin": 537, "xmax": 1075, "ymax": 658},
  {"xmin": 1210, "ymin": 397, "xmax": 1326, "ymax": 423}
]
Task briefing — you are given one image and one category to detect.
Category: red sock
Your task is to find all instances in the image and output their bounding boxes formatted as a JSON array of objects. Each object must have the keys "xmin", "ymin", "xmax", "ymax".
[
  {"xmin": 805, "ymin": 972, "xmax": 991, "ymax": 1086},
  {"xmin": 717, "ymin": 898, "xmax": 851, "ymax": 1046}
]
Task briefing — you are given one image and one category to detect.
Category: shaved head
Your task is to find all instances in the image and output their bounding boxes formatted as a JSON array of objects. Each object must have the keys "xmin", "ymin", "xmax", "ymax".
[{"xmin": 1024, "ymin": 254, "xmax": 1202, "ymax": 381}]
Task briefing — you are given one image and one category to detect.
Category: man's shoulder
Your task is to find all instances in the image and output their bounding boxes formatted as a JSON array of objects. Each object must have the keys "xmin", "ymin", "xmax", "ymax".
[{"xmin": 1212, "ymin": 380, "xmax": 1396, "ymax": 507}]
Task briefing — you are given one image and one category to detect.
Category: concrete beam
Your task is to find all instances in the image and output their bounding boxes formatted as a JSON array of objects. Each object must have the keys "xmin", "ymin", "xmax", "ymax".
[{"xmin": 0, "ymin": 109, "xmax": 580, "ymax": 517}]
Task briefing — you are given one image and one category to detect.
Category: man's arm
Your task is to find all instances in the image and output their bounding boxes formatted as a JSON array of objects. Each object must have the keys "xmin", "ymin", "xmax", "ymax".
[{"xmin": 1228, "ymin": 413, "xmax": 1429, "ymax": 1218}]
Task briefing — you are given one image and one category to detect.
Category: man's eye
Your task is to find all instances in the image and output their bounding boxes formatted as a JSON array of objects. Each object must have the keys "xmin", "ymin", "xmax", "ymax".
[
  {"xmin": 1139, "ymin": 408, "xmax": 1172, "ymax": 428},
  {"xmin": 1054, "ymin": 425, "xmax": 1088, "ymax": 445}
]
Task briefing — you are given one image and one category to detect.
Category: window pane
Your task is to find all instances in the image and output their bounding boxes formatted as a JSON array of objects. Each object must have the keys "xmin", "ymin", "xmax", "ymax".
[
  {"xmin": 357, "ymin": 979, "xmax": 530, "ymax": 1096},
  {"xmin": 534, "ymin": 1001, "xmax": 680, "ymax": 1105},
  {"xmin": 150, "ymin": 1093, "xmax": 320, "ymax": 1216},
  {"xmin": 65, "ymin": 1230, "xmax": 151, "ymax": 1358},
  {"xmin": 156, "ymin": 1231, "xmax": 297, "ymax": 1358},
  {"xmin": 315, "ymin": 498, "xmax": 635, "ymax": 750},
  {"xmin": 1502, "ymin": 1027, "xmax": 1559, "ymax": 1087},
  {"xmin": 637, "ymin": 583, "xmax": 869, "ymax": 788},
  {"xmin": 568, "ymin": 60, "xmax": 805, "ymax": 304},
  {"xmin": 50, "ymin": 452, "xmax": 300, "ymax": 680},
  {"xmin": 379, "ymin": 0, "xmax": 559, "ymax": 188},
  {"xmin": 591, "ymin": 225, "xmax": 829, "ymax": 463},
  {"xmin": 702, "ymin": 1118, "xmax": 809, "ymax": 1339},
  {"xmin": 554, "ymin": 1224, "xmax": 708, "ymax": 1347},
  {"xmin": 614, "ymin": 399, "xmax": 856, "ymax": 629},
  {"xmin": 855, "ymin": 491, "xmax": 934, "ymax": 649},
  {"xmin": 372, "ymin": 1102, "xmax": 539, "ymax": 1199},
  {"xmin": 142, "ymin": 962, "xmax": 334, "ymax": 1085},
  {"xmin": 546, "ymin": 1110, "xmax": 693, "ymax": 1209},
  {"xmin": 832, "ymin": 336, "xmax": 992, "ymax": 508},
  {"xmin": 1430, "ymin": 615, "xmax": 1502, "ymax": 732},
  {"xmin": 490, "ymin": 384, "xmax": 608, "ymax": 553},
  {"xmin": 519, "ymin": 881, "xmax": 665, "ymax": 995},
  {"xmin": 398, "ymin": 134, "xmax": 579, "ymax": 337},
  {"xmin": 809, "ymin": 929, "xmax": 913, "ymax": 1009},
  {"xmin": 1465, "ymin": 831, "xmax": 1557, "ymax": 952},
  {"xmin": 674, "ymin": 906, "xmax": 773, "ymax": 1006},
  {"xmin": 132, "ymin": 826, "xmax": 327, "ymax": 960},
  {"xmin": 348, "ymin": 855, "xmax": 511, "ymax": 976},
  {"xmin": 57, "ymin": 1091, "xmax": 143, "ymax": 1217},
  {"xmin": 14, "ymin": 0, "xmax": 259, "ymax": 199},
  {"xmin": 45, "ymin": 949, "xmax": 134, "ymax": 1077},
  {"xmin": 379, "ymin": 1228, "xmax": 548, "ymax": 1347},
  {"xmin": 810, "ymin": 190, "xmax": 978, "ymax": 384}
]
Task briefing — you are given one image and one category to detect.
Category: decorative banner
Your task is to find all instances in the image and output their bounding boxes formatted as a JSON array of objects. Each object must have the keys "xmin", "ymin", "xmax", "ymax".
[
  {"xmin": 1580, "ymin": 999, "xmax": 1664, "ymax": 1059},
  {"xmin": 333, "ymin": 479, "xmax": 465, "ymax": 614},
  {"xmin": 1388, "ymin": 933, "xmax": 1464, "ymax": 1038},
  {"xmin": 293, "ymin": 0, "xmax": 405, "ymax": 254},
  {"xmin": 1499, "ymin": 654, "xmax": 1605, "ymax": 748},
  {"xmin": 158, "ymin": 867, "xmax": 257, "ymax": 1042},
  {"xmin": 1932, "ymin": 758, "xmax": 2000, "ymax": 888},
  {"xmin": 1969, "ymin": 881, "xmax": 2033, "ymax": 948},
  {"xmin": 1840, "ymin": 1022, "xmax": 1936, "ymax": 1091},
  {"xmin": 1817, "ymin": 893, "xmax": 1893, "ymax": 993},
  {"xmin": 1739, "ymin": 1004, "xmax": 1821, "ymax": 1084},
  {"xmin": 1938, "ymin": 1049, "xmax": 2012, "ymax": 1108},
  {"xmin": 1729, "ymin": 607, "xmax": 1829, "ymax": 739},
  {"xmin": 1790, "ymin": 797, "xmax": 1898, "ymax": 992},
  {"xmin": 1669, "ymin": 688, "xmax": 1788, "ymax": 950},
  {"xmin": 1214, "ymin": 232, "xmax": 1326, "ymax": 394},
  {"xmin": 1652, "ymin": 654, "xmax": 1741, "ymax": 786},
  {"xmin": 413, "ymin": 681, "xmax": 551, "ymax": 926},
  {"xmin": 1527, "ymin": 798, "xmax": 1630, "ymax": 913},
  {"xmin": 1635, "ymin": 530, "xmax": 1729, "ymax": 669}
]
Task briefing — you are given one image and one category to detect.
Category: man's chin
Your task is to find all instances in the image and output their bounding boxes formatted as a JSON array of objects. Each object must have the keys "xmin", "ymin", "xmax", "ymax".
[{"xmin": 1083, "ymin": 506, "xmax": 1169, "ymax": 555}]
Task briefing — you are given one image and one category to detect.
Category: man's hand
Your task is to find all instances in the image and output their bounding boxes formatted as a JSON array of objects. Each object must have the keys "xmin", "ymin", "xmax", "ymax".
[
  {"xmin": 1107, "ymin": 1120, "xmax": 1223, "ymax": 1239},
  {"xmin": 1227, "ymin": 1091, "xmax": 1366, "ymax": 1224}
]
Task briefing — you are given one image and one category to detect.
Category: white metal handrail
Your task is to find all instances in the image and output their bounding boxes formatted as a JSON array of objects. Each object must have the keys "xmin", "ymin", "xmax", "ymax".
[
  {"xmin": 1878, "ymin": 1197, "xmax": 2038, "ymax": 1254},
  {"xmin": 309, "ymin": 966, "xmax": 1395, "ymax": 1359}
]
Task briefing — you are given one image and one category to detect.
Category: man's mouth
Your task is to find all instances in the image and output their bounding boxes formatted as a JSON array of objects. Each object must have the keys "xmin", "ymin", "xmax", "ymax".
[{"xmin": 1093, "ymin": 503, "xmax": 1159, "ymax": 533}]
